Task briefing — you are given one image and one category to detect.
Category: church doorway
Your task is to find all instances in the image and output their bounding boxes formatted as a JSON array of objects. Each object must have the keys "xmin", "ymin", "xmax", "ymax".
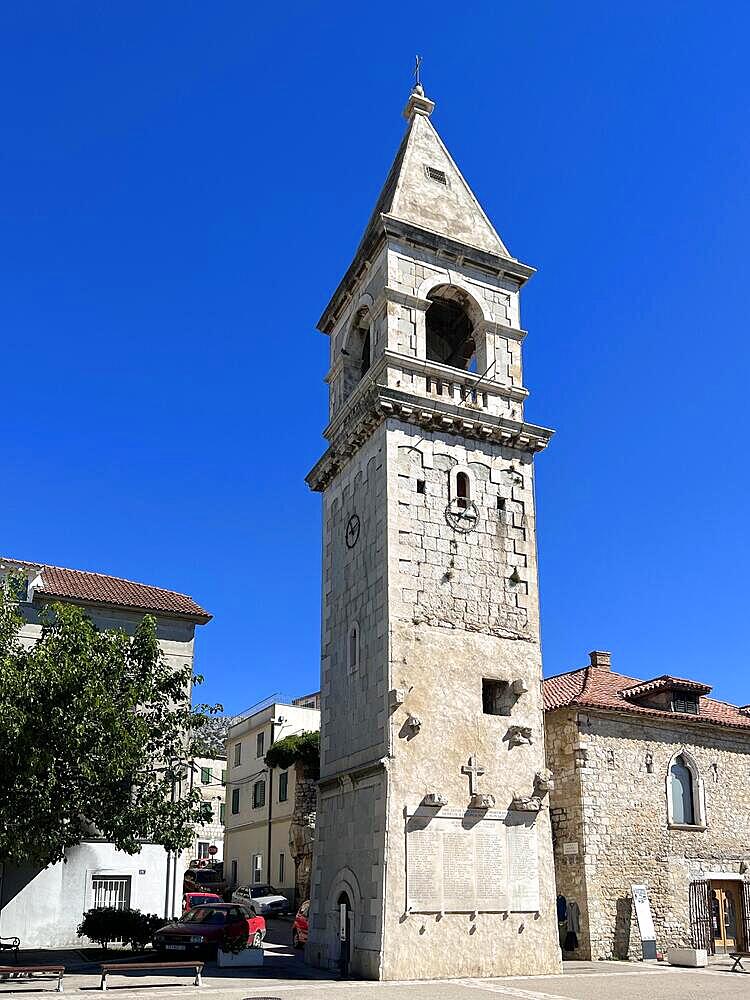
[
  {"xmin": 711, "ymin": 882, "xmax": 744, "ymax": 954},
  {"xmin": 337, "ymin": 891, "xmax": 352, "ymax": 976}
]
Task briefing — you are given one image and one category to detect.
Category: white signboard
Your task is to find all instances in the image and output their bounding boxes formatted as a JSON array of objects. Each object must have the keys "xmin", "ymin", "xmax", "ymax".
[
  {"xmin": 562, "ymin": 842, "xmax": 578, "ymax": 856},
  {"xmin": 631, "ymin": 884, "xmax": 657, "ymax": 959},
  {"xmin": 406, "ymin": 809, "xmax": 539, "ymax": 914}
]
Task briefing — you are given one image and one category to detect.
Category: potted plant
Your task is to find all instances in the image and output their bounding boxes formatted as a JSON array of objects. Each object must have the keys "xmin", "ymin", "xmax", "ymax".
[{"xmin": 217, "ymin": 926, "xmax": 264, "ymax": 968}]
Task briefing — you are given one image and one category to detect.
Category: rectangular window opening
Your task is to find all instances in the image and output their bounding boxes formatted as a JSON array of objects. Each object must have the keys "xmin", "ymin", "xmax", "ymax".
[
  {"xmin": 256, "ymin": 732, "xmax": 265, "ymax": 758},
  {"xmin": 482, "ymin": 678, "xmax": 513, "ymax": 716},
  {"xmin": 252, "ymin": 854, "xmax": 263, "ymax": 884},
  {"xmin": 497, "ymin": 496, "xmax": 506, "ymax": 511},
  {"xmin": 234, "ymin": 743, "xmax": 242, "ymax": 766},
  {"xmin": 278, "ymin": 853, "xmax": 285, "ymax": 883},
  {"xmin": 253, "ymin": 780, "xmax": 266, "ymax": 809},
  {"xmin": 231, "ymin": 787, "xmax": 240, "ymax": 814},
  {"xmin": 673, "ymin": 696, "xmax": 699, "ymax": 714},
  {"xmin": 92, "ymin": 875, "xmax": 131, "ymax": 911},
  {"xmin": 278, "ymin": 770, "xmax": 289, "ymax": 802},
  {"xmin": 425, "ymin": 165, "xmax": 448, "ymax": 185},
  {"xmin": 200, "ymin": 767, "xmax": 211, "ymax": 785},
  {"xmin": 416, "ymin": 479, "xmax": 426, "ymax": 495}
]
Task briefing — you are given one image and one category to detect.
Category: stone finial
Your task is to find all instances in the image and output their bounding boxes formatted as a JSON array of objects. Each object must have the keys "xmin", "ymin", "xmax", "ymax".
[
  {"xmin": 589, "ymin": 650, "xmax": 611, "ymax": 670},
  {"xmin": 403, "ymin": 85, "xmax": 435, "ymax": 121}
]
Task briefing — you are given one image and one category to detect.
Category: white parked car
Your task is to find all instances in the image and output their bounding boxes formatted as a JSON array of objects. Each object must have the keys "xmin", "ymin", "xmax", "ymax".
[{"xmin": 232, "ymin": 883, "xmax": 290, "ymax": 917}]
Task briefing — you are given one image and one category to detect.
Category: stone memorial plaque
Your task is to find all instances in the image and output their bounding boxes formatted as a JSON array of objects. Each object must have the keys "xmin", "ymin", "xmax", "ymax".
[
  {"xmin": 506, "ymin": 814, "xmax": 540, "ymax": 912},
  {"xmin": 406, "ymin": 810, "xmax": 511, "ymax": 913}
]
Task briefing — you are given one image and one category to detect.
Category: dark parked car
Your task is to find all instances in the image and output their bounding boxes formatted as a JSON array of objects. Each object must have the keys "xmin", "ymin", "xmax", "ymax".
[
  {"xmin": 153, "ymin": 904, "xmax": 265, "ymax": 956},
  {"xmin": 292, "ymin": 900, "xmax": 309, "ymax": 949},
  {"xmin": 182, "ymin": 892, "xmax": 222, "ymax": 912},
  {"xmin": 183, "ymin": 868, "xmax": 227, "ymax": 897}
]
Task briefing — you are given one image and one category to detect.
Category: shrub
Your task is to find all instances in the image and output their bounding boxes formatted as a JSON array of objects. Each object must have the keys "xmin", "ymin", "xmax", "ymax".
[{"xmin": 77, "ymin": 907, "xmax": 168, "ymax": 951}]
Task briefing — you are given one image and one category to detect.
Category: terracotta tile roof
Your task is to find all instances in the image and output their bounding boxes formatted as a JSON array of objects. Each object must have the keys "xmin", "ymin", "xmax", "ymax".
[
  {"xmin": 543, "ymin": 664, "xmax": 750, "ymax": 731},
  {"xmin": 1, "ymin": 557, "xmax": 211, "ymax": 623},
  {"xmin": 620, "ymin": 675, "xmax": 712, "ymax": 699}
]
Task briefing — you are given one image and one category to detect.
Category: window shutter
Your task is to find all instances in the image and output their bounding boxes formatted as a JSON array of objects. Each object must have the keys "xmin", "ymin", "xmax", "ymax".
[
  {"xmin": 689, "ymin": 880, "xmax": 712, "ymax": 952},
  {"xmin": 742, "ymin": 881, "xmax": 750, "ymax": 951}
]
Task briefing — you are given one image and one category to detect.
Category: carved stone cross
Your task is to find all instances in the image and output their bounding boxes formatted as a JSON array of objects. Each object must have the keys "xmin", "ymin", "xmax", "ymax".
[{"xmin": 461, "ymin": 755, "xmax": 485, "ymax": 797}]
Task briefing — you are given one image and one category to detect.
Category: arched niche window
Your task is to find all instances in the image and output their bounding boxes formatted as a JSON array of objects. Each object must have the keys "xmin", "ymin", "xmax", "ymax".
[
  {"xmin": 449, "ymin": 466, "xmax": 474, "ymax": 510},
  {"xmin": 344, "ymin": 308, "xmax": 372, "ymax": 380},
  {"xmin": 456, "ymin": 472, "xmax": 470, "ymax": 509},
  {"xmin": 348, "ymin": 623, "xmax": 359, "ymax": 674},
  {"xmin": 667, "ymin": 750, "xmax": 706, "ymax": 829},
  {"xmin": 425, "ymin": 287, "xmax": 478, "ymax": 372}
]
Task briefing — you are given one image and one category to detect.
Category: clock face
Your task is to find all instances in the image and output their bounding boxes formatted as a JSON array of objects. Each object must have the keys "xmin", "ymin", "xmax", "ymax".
[
  {"xmin": 445, "ymin": 499, "xmax": 479, "ymax": 533},
  {"xmin": 345, "ymin": 513, "xmax": 361, "ymax": 549}
]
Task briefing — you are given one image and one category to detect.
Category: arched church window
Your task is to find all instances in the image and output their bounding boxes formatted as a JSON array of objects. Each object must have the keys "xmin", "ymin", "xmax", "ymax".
[
  {"xmin": 669, "ymin": 754, "xmax": 696, "ymax": 825},
  {"xmin": 425, "ymin": 288, "xmax": 477, "ymax": 371},
  {"xmin": 456, "ymin": 471, "xmax": 470, "ymax": 509},
  {"xmin": 348, "ymin": 623, "xmax": 359, "ymax": 673}
]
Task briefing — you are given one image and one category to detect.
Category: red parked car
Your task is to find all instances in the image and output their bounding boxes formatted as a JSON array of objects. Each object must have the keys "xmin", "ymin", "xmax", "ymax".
[
  {"xmin": 183, "ymin": 892, "xmax": 222, "ymax": 912},
  {"xmin": 292, "ymin": 900, "xmax": 309, "ymax": 949},
  {"xmin": 153, "ymin": 904, "xmax": 265, "ymax": 956}
]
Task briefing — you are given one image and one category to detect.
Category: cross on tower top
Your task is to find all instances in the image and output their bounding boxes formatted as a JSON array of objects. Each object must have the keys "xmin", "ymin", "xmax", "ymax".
[
  {"xmin": 461, "ymin": 755, "xmax": 485, "ymax": 797},
  {"xmin": 413, "ymin": 54, "xmax": 423, "ymax": 91}
]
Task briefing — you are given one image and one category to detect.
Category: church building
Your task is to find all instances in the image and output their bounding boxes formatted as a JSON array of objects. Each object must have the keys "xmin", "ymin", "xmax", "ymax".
[
  {"xmin": 545, "ymin": 650, "xmax": 750, "ymax": 961},
  {"xmin": 305, "ymin": 83, "xmax": 561, "ymax": 979}
]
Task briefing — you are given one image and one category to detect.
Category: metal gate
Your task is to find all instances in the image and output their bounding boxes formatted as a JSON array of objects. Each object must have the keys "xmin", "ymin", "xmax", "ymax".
[
  {"xmin": 91, "ymin": 876, "xmax": 131, "ymax": 910},
  {"xmin": 689, "ymin": 880, "xmax": 713, "ymax": 953}
]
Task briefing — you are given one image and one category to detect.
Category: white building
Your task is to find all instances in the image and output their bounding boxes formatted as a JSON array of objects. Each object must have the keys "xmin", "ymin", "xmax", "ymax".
[
  {"xmin": 185, "ymin": 756, "xmax": 227, "ymax": 866},
  {"xmin": 223, "ymin": 696, "xmax": 320, "ymax": 905},
  {"xmin": 0, "ymin": 557, "xmax": 211, "ymax": 948}
]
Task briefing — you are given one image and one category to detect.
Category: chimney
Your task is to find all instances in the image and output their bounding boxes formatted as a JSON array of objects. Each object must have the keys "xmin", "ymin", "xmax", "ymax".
[{"xmin": 589, "ymin": 650, "xmax": 612, "ymax": 671}]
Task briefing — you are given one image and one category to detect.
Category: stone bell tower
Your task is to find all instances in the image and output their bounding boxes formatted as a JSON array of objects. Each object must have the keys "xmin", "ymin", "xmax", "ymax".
[{"xmin": 305, "ymin": 84, "xmax": 561, "ymax": 980}]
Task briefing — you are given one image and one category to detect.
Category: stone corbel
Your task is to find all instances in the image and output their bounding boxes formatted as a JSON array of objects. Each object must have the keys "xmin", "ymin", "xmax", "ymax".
[
  {"xmin": 389, "ymin": 688, "xmax": 406, "ymax": 709},
  {"xmin": 422, "ymin": 792, "xmax": 447, "ymax": 808},
  {"xmin": 506, "ymin": 725, "xmax": 533, "ymax": 748},
  {"xmin": 405, "ymin": 714, "xmax": 422, "ymax": 733},
  {"xmin": 511, "ymin": 769, "xmax": 553, "ymax": 812},
  {"xmin": 470, "ymin": 793, "xmax": 495, "ymax": 809}
]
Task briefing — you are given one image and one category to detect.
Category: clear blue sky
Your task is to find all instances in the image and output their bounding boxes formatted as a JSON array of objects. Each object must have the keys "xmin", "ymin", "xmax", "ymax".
[{"xmin": 2, "ymin": 3, "xmax": 749, "ymax": 714}]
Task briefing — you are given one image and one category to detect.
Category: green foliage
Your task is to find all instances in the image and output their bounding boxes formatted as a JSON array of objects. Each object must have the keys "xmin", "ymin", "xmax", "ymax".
[
  {"xmin": 0, "ymin": 579, "xmax": 222, "ymax": 867},
  {"xmin": 77, "ymin": 907, "xmax": 167, "ymax": 951},
  {"xmin": 264, "ymin": 730, "xmax": 320, "ymax": 779}
]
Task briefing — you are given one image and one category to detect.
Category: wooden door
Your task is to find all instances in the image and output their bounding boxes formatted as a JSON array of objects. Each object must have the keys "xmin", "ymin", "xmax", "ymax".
[{"xmin": 711, "ymin": 883, "xmax": 743, "ymax": 953}]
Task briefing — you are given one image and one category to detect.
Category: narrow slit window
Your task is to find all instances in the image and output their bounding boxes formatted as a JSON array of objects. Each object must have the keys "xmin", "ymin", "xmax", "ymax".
[
  {"xmin": 348, "ymin": 623, "xmax": 359, "ymax": 673},
  {"xmin": 416, "ymin": 479, "xmax": 426, "ymax": 495},
  {"xmin": 497, "ymin": 496, "xmax": 506, "ymax": 511}
]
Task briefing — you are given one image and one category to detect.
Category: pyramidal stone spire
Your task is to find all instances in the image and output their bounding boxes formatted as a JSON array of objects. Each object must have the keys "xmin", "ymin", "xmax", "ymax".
[{"xmin": 357, "ymin": 85, "xmax": 511, "ymax": 258}]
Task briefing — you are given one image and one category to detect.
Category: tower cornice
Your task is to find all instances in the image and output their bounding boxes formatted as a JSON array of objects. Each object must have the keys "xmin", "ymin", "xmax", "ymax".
[
  {"xmin": 317, "ymin": 217, "xmax": 535, "ymax": 336},
  {"xmin": 306, "ymin": 375, "xmax": 553, "ymax": 493}
]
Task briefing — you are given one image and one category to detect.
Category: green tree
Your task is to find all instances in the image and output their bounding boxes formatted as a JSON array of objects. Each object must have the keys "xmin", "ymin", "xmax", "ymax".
[
  {"xmin": 264, "ymin": 730, "xmax": 320, "ymax": 779},
  {"xmin": 0, "ymin": 582, "xmax": 220, "ymax": 868}
]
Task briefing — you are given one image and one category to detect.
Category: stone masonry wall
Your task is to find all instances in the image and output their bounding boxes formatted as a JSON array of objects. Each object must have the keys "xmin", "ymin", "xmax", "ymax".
[
  {"xmin": 546, "ymin": 708, "xmax": 750, "ymax": 959},
  {"xmin": 544, "ymin": 711, "xmax": 593, "ymax": 957},
  {"xmin": 319, "ymin": 426, "xmax": 389, "ymax": 776}
]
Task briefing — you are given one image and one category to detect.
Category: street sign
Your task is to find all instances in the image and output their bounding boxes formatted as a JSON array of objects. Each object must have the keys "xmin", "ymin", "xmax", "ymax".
[{"xmin": 208, "ymin": 845, "xmax": 218, "ymax": 856}]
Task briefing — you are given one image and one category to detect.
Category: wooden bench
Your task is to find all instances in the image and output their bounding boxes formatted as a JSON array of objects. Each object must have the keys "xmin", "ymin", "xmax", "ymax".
[
  {"xmin": 99, "ymin": 961, "xmax": 203, "ymax": 990},
  {"xmin": 730, "ymin": 951, "xmax": 750, "ymax": 972},
  {"xmin": 0, "ymin": 940, "xmax": 19, "ymax": 964},
  {"xmin": 0, "ymin": 965, "xmax": 64, "ymax": 993}
]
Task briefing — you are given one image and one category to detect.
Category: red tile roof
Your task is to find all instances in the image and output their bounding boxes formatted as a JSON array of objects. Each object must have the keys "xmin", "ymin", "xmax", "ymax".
[
  {"xmin": 1, "ymin": 557, "xmax": 211, "ymax": 623},
  {"xmin": 543, "ymin": 664, "xmax": 750, "ymax": 731}
]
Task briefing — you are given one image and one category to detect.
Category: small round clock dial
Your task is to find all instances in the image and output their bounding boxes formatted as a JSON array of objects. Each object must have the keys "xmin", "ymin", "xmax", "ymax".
[
  {"xmin": 345, "ymin": 513, "xmax": 361, "ymax": 548},
  {"xmin": 444, "ymin": 499, "xmax": 479, "ymax": 533}
]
